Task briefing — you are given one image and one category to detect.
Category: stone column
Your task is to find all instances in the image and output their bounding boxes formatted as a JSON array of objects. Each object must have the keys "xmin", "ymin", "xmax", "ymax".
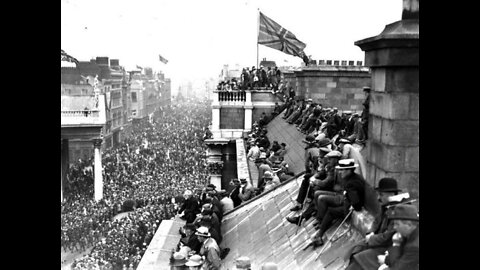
[
  {"xmin": 93, "ymin": 138, "xmax": 104, "ymax": 201},
  {"xmin": 211, "ymin": 105, "xmax": 221, "ymax": 131},
  {"xmin": 211, "ymin": 91, "xmax": 221, "ymax": 138},
  {"xmin": 355, "ymin": 0, "xmax": 419, "ymax": 198},
  {"xmin": 244, "ymin": 90, "xmax": 253, "ymax": 132},
  {"xmin": 61, "ymin": 139, "xmax": 69, "ymax": 202}
]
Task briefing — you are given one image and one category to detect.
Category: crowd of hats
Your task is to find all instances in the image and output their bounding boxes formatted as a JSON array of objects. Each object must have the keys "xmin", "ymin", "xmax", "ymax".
[
  {"xmin": 62, "ymin": 100, "xmax": 213, "ymax": 270},
  {"xmin": 169, "ymin": 185, "xmax": 233, "ymax": 268},
  {"xmin": 217, "ymin": 65, "xmax": 283, "ymax": 91},
  {"xmin": 282, "ymin": 97, "xmax": 366, "ymax": 143},
  {"xmin": 244, "ymin": 119, "xmax": 293, "ymax": 195}
]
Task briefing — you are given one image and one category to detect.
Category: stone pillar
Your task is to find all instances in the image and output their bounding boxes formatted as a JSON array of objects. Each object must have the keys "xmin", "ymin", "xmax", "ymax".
[
  {"xmin": 93, "ymin": 138, "xmax": 104, "ymax": 201},
  {"xmin": 211, "ymin": 105, "xmax": 220, "ymax": 131},
  {"xmin": 355, "ymin": 0, "xmax": 419, "ymax": 198},
  {"xmin": 61, "ymin": 163, "xmax": 63, "ymax": 202},
  {"xmin": 61, "ymin": 139, "xmax": 69, "ymax": 202},
  {"xmin": 244, "ymin": 90, "xmax": 253, "ymax": 132}
]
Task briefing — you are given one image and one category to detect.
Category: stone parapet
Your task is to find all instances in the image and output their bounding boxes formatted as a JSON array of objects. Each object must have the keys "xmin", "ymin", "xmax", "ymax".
[
  {"xmin": 236, "ymin": 139, "xmax": 251, "ymax": 185},
  {"xmin": 136, "ymin": 218, "xmax": 186, "ymax": 270}
]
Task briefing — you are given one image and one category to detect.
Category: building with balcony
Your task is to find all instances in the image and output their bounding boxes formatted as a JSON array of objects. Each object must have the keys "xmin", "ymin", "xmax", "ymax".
[
  {"xmin": 61, "ymin": 57, "xmax": 132, "ymax": 161},
  {"xmin": 61, "ymin": 94, "xmax": 107, "ymax": 202}
]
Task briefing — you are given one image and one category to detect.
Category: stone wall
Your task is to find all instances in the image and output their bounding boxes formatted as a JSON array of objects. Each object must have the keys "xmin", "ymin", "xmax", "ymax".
[
  {"xmin": 220, "ymin": 107, "xmax": 245, "ymax": 129},
  {"xmin": 283, "ymin": 66, "xmax": 371, "ymax": 111},
  {"xmin": 252, "ymin": 107, "xmax": 274, "ymax": 123}
]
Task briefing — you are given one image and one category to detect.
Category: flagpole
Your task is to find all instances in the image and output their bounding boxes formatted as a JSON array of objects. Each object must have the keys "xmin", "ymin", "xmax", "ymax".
[{"xmin": 257, "ymin": 8, "xmax": 260, "ymax": 69}]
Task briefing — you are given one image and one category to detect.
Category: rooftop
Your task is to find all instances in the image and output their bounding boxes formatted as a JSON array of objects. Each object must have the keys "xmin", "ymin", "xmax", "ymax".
[
  {"xmin": 220, "ymin": 174, "xmax": 365, "ymax": 270},
  {"xmin": 220, "ymin": 113, "xmax": 369, "ymax": 269}
]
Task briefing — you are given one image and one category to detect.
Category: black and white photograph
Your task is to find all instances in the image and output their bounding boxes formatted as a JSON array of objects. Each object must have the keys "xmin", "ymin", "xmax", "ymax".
[{"xmin": 61, "ymin": 0, "xmax": 419, "ymax": 269}]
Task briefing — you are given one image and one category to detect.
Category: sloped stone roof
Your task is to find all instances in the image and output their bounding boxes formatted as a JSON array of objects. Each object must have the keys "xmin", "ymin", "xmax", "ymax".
[
  {"xmin": 220, "ymin": 174, "xmax": 365, "ymax": 269},
  {"xmin": 265, "ymin": 110, "xmax": 307, "ymax": 175}
]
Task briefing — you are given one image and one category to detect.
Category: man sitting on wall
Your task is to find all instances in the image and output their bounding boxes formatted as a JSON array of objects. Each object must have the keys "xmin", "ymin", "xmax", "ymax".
[{"xmin": 345, "ymin": 178, "xmax": 411, "ymax": 270}]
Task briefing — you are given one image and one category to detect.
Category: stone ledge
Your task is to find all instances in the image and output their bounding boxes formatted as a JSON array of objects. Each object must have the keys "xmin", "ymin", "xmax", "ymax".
[{"xmin": 137, "ymin": 218, "xmax": 186, "ymax": 270}]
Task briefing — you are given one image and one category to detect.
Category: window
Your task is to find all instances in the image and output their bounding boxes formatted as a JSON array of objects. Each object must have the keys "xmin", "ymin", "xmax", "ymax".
[{"xmin": 131, "ymin": 92, "xmax": 137, "ymax": 102}]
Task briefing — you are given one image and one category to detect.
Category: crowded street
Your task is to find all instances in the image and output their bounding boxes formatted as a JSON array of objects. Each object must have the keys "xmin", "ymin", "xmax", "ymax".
[{"xmin": 61, "ymin": 99, "xmax": 212, "ymax": 270}]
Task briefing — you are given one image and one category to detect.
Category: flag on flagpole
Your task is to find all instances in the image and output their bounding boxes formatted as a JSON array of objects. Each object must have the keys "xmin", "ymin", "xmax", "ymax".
[
  {"xmin": 258, "ymin": 12, "xmax": 307, "ymax": 59},
  {"xmin": 61, "ymin": 49, "xmax": 79, "ymax": 65},
  {"xmin": 158, "ymin": 54, "xmax": 168, "ymax": 64},
  {"xmin": 136, "ymin": 65, "xmax": 143, "ymax": 70}
]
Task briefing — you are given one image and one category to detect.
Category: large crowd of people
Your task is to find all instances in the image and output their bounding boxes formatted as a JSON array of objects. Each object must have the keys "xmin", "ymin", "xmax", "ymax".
[
  {"xmin": 62, "ymin": 84, "xmax": 418, "ymax": 269},
  {"xmin": 217, "ymin": 65, "xmax": 282, "ymax": 91},
  {"xmin": 61, "ymin": 100, "xmax": 213, "ymax": 270}
]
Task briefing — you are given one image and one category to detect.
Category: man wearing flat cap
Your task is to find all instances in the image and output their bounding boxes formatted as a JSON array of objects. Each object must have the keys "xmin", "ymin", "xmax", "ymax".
[
  {"xmin": 238, "ymin": 178, "xmax": 255, "ymax": 203},
  {"xmin": 346, "ymin": 178, "xmax": 411, "ymax": 270},
  {"xmin": 360, "ymin": 86, "xmax": 371, "ymax": 140},
  {"xmin": 303, "ymin": 135, "xmax": 320, "ymax": 174},
  {"xmin": 180, "ymin": 223, "xmax": 202, "ymax": 254},
  {"xmin": 378, "ymin": 204, "xmax": 419, "ymax": 270}
]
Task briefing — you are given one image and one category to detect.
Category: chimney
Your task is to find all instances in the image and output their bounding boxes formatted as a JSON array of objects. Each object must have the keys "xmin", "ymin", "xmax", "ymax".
[
  {"xmin": 110, "ymin": 59, "xmax": 119, "ymax": 67},
  {"xmin": 96, "ymin": 57, "xmax": 109, "ymax": 66},
  {"xmin": 402, "ymin": 0, "xmax": 419, "ymax": 20}
]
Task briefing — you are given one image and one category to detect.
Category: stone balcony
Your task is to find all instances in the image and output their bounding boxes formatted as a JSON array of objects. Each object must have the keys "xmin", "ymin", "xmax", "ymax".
[
  {"xmin": 213, "ymin": 89, "xmax": 283, "ymax": 107},
  {"xmin": 61, "ymin": 95, "xmax": 107, "ymax": 127}
]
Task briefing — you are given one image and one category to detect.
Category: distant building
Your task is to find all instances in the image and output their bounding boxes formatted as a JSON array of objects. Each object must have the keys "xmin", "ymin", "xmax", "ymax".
[
  {"xmin": 61, "ymin": 56, "xmax": 132, "ymax": 162},
  {"xmin": 219, "ymin": 64, "xmax": 241, "ymax": 82},
  {"xmin": 259, "ymin": 58, "xmax": 276, "ymax": 68},
  {"xmin": 129, "ymin": 68, "xmax": 171, "ymax": 119}
]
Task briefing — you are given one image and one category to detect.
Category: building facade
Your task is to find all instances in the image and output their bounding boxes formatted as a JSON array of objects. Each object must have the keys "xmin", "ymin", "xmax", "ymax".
[{"xmin": 61, "ymin": 57, "xmax": 132, "ymax": 163}]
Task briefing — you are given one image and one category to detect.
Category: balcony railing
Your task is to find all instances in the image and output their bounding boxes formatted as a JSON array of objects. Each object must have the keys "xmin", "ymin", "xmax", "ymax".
[
  {"xmin": 61, "ymin": 110, "xmax": 100, "ymax": 118},
  {"xmin": 218, "ymin": 91, "xmax": 246, "ymax": 102},
  {"xmin": 61, "ymin": 94, "xmax": 107, "ymax": 126}
]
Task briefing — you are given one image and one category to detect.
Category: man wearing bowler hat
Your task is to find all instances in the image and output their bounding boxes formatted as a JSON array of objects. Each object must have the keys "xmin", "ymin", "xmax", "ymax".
[{"xmin": 345, "ymin": 178, "xmax": 409, "ymax": 270}]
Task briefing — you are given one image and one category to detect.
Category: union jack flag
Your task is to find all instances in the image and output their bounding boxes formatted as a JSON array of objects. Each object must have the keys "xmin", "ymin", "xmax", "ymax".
[
  {"xmin": 61, "ymin": 49, "xmax": 79, "ymax": 65},
  {"xmin": 258, "ymin": 12, "xmax": 306, "ymax": 58},
  {"xmin": 159, "ymin": 54, "xmax": 168, "ymax": 64}
]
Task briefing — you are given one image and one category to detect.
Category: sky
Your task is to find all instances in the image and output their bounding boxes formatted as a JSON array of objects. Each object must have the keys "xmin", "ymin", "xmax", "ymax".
[{"xmin": 61, "ymin": 0, "xmax": 402, "ymax": 93}]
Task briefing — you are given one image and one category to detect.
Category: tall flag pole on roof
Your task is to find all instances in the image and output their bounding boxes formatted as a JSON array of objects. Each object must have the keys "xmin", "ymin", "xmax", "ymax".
[
  {"xmin": 257, "ymin": 8, "xmax": 260, "ymax": 69},
  {"xmin": 257, "ymin": 11, "xmax": 310, "ymax": 66}
]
